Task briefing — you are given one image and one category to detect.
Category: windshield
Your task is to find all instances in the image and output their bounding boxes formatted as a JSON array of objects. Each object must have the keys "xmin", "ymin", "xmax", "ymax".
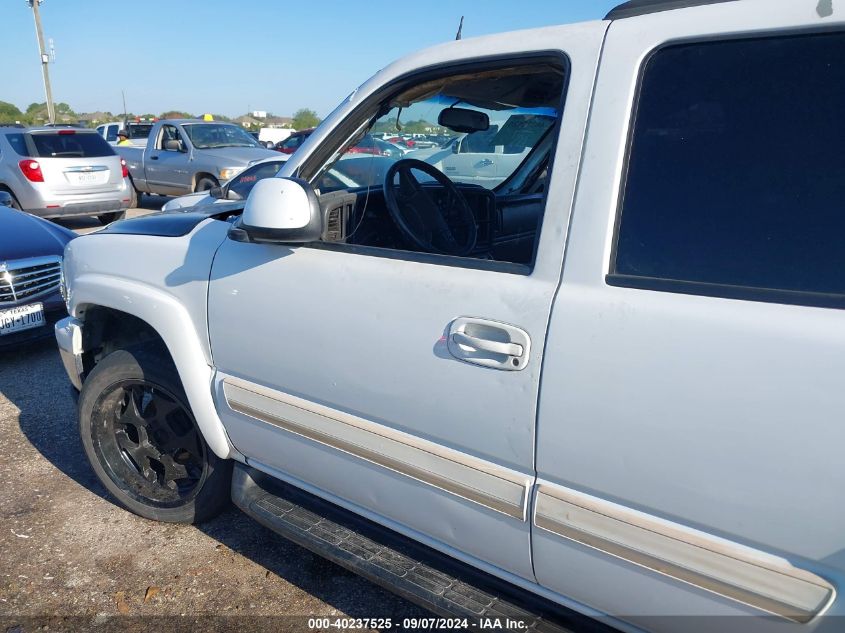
[{"xmin": 182, "ymin": 123, "xmax": 262, "ymax": 149}]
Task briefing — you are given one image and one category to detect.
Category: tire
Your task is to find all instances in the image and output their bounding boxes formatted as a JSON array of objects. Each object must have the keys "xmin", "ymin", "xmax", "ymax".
[
  {"xmin": 195, "ymin": 176, "xmax": 218, "ymax": 192},
  {"xmin": 128, "ymin": 182, "xmax": 139, "ymax": 209},
  {"xmin": 97, "ymin": 210, "xmax": 126, "ymax": 225},
  {"xmin": 1, "ymin": 189, "xmax": 22, "ymax": 210},
  {"xmin": 78, "ymin": 346, "xmax": 232, "ymax": 523}
]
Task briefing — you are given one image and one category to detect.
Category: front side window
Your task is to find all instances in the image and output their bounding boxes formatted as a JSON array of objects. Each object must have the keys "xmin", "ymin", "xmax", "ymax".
[
  {"xmin": 612, "ymin": 32, "xmax": 845, "ymax": 304},
  {"xmin": 106, "ymin": 125, "xmax": 118, "ymax": 142},
  {"xmin": 319, "ymin": 97, "xmax": 556, "ymax": 194},
  {"xmin": 159, "ymin": 125, "xmax": 183, "ymax": 151},
  {"xmin": 304, "ymin": 61, "xmax": 566, "ymax": 269}
]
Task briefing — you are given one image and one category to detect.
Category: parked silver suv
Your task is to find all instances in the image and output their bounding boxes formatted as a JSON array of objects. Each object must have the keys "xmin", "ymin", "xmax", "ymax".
[{"xmin": 0, "ymin": 127, "xmax": 134, "ymax": 225}]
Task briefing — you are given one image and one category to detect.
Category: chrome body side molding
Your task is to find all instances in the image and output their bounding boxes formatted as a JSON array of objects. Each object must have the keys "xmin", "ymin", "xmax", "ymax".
[
  {"xmin": 222, "ymin": 376, "xmax": 530, "ymax": 519},
  {"xmin": 534, "ymin": 484, "xmax": 835, "ymax": 623}
]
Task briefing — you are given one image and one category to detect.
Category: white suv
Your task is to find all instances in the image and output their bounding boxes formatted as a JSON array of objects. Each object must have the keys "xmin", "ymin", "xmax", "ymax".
[{"xmin": 0, "ymin": 127, "xmax": 134, "ymax": 224}]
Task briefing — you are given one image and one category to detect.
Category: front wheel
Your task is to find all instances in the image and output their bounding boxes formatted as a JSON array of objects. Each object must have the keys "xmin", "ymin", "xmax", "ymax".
[
  {"xmin": 195, "ymin": 177, "xmax": 218, "ymax": 192},
  {"xmin": 78, "ymin": 347, "xmax": 231, "ymax": 523}
]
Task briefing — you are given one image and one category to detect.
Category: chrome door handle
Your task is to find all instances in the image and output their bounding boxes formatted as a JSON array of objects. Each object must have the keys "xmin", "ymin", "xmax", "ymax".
[
  {"xmin": 447, "ymin": 317, "xmax": 531, "ymax": 371},
  {"xmin": 451, "ymin": 332, "xmax": 523, "ymax": 358}
]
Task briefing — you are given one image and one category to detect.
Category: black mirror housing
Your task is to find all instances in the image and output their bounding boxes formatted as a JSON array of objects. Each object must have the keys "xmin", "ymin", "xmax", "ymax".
[
  {"xmin": 0, "ymin": 191, "xmax": 13, "ymax": 207},
  {"xmin": 438, "ymin": 108, "xmax": 490, "ymax": 134}
]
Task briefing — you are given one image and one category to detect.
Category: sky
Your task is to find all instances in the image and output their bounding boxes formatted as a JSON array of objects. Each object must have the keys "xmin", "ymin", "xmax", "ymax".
[{"xmin": 1, "ymin": 0, "xmax": 619, "ymax": 119}]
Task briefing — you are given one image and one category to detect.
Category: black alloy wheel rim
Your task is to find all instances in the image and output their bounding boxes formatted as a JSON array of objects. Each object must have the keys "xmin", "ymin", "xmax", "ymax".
[{"xmin": 91, "ymin": 380, "xmax": 207, "ymax": 507}]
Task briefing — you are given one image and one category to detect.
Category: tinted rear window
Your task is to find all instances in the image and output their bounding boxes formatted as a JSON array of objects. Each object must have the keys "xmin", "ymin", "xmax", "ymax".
[
  {"xmin": 9, "ymin": 132, "xmax": 116, "ymax": 158},
  {"xmin": 129, "ymin": 124, "xmax": 153, "ymax": 139},
  {"xmin": 613, "ymin": 32, "xmax": 845, "ymax": 303}
]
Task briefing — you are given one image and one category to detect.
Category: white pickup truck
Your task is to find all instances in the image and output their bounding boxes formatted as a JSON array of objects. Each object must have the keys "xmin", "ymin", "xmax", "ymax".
[
  {"xmin": 95, "ymin": 120, "xmax": 154, "ymax": 147},
  {"xmin": 55, "ymin": 1, "xmax": 845, "ymax": 631}
]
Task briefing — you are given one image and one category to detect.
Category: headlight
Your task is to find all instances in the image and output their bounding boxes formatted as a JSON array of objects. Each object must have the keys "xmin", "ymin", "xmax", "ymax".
[{"xmin": 219, "ymin": 167, "xmax": 241, "ymax": 181}]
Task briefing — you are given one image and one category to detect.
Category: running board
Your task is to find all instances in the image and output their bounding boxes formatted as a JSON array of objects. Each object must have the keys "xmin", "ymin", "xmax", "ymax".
[{"xmin": 232, "ymin": 464, "xmax": 614, "ymax": 633}]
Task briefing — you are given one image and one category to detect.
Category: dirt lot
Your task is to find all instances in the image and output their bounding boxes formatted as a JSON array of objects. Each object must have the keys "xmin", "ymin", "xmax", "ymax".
[{"xmin": 0, "ymin": 197, "xmax": 423, "ymax": 632}]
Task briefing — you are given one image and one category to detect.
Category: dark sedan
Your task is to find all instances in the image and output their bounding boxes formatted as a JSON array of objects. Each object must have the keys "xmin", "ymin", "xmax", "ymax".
[
  {"xmin": 0, "ymin": 190, "xmax": 74, "ymax": 348},
  {"xmin": 275, "ymin": 128, "xmax": 314, "ymax": 154}
]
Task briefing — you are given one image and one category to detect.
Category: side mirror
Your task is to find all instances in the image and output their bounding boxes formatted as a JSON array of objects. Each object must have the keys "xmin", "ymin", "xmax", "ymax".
[
  {"xmin": 0, "ymin": 191, "xmax": 13, "ymax": 207},
  {"xmin": 452, "ymin": 139, "xmax": 460, "ymax": 154},
  {"xmin": 209, "ymin": 186, "xmax": 224, "ymax": 199},
  {"xmin": 237, "ymin": 177, "xmax": 322, "ymax": 244},
  {"xmin": 438, "ymin": 107, "xmax": 489, "ymax": 134},
  {"xmin": 163, "ymin": 139, "xmax": 183, "ymax": 152}
]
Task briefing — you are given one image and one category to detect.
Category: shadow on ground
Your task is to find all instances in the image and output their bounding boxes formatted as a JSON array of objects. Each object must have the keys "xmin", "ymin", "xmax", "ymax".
[{"xmin": 0, "ymin": 338, "xmax": 424, "ymax": 624}]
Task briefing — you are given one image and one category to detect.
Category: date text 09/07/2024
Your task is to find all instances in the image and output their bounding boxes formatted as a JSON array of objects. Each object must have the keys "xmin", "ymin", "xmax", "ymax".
[{"xmin": 306, "ymin": 617, "xmax": 527, "ymax": 630}]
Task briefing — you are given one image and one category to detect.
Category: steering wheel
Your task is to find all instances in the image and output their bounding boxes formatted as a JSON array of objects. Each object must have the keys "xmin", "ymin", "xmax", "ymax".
[{"xmin": 383, "ymin": 159, "xmax": 477, "ymax": 256}]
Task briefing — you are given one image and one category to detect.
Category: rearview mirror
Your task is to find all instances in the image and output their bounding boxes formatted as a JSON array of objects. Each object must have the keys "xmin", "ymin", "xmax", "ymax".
[
  {"xmin": 237, "ymin": 177, "xmax": 322, "ymax": 244},
  {"xmin": 0, "ymin": 191, "xmax": 13, "ymax": 207},
  {"xmin": 438, "ymin": 108, "xmax": 489, "ymax": 134}
]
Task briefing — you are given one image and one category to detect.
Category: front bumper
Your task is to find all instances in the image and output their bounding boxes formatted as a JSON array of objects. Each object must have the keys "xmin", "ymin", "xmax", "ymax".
[{"xmin": 54, "ymin": 316, "xmax": 84, "ymax": 390}]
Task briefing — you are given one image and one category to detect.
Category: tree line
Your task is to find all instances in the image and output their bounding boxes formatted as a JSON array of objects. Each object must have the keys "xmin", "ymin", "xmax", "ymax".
[{"xmin": 0, "ymin": 101, "xmax": 323, "ymax": 130}]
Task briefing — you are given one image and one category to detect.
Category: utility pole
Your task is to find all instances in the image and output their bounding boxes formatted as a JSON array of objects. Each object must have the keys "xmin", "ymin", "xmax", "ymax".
[{"xmin": 27, "ymin": 0, "xmax": 55, "ymax": 124}]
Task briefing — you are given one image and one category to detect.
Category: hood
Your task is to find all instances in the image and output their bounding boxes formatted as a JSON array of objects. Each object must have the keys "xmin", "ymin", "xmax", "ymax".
[
  {"xmin": 0, "ymin": 206, "xmax": 75, "ymax": 262},
  {"xmin": 161, "ymin": 191, "xmax": 209, "ymax": 212},
  {"xmin": 163, "ymin": 193, "xmax": 248, "ymax": 214},
  {"xmin": 198, "ymin": 147, "xmax": 280, "ymax": 164},
  {"xmin": 100, "ymin": 204, "xmax": 240, "ymax": 237}
]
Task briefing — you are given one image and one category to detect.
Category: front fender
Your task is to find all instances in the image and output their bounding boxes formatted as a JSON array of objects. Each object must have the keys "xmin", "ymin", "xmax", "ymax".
[
  {"xmin": 72, "ymin": 275, "xmax": 235, "ymax": 460},
  {"xmin": 64, "ymin": 219, "xmax": 236, "ymax": 459}
]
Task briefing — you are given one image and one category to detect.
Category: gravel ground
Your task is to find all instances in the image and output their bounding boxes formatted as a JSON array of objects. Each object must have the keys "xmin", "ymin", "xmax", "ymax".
[{"xmin": 0, "ymin": 198, "xmax": 424, "ymax": 632}]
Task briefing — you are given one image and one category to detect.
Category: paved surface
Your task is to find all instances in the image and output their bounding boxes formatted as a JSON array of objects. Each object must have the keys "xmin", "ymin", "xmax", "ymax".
[{"xmin": 0, "ymin": 196, "xmax": 425, "ymax": 631}]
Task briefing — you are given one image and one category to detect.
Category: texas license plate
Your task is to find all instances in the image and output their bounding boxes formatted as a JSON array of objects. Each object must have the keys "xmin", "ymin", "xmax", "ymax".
[
  {"xmin": 70, "ymin": 172, "xmax": 100, "ymax": 184},
  {"xmin": 0, "ymin": 303, "xmax": 45, "ymax": 336}
]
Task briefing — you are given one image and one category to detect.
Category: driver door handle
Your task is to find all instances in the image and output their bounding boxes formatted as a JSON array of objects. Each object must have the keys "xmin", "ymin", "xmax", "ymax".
[
  {"xmin": 451, "ymin": 332, "xmax": 523, "ymax": 358},
  {"xmin": 447, "ymin": 317, "xmax": 531, "ymax": 371}
]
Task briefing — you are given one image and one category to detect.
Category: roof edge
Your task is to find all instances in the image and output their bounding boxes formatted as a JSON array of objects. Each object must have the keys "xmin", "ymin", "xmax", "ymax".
[{"xmin": 605, "ymin": 0, "xmax": 740, "ymax": 20}]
